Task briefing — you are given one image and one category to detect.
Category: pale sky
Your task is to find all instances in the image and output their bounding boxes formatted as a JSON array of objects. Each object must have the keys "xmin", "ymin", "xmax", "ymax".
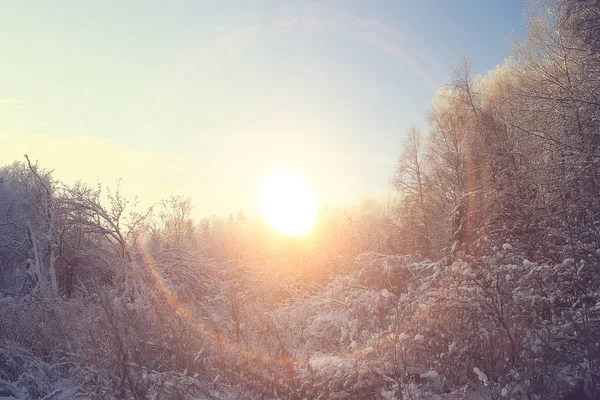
[{"xmin": 0, "ymin": 1, "xmax": 525, "ymax": 218}]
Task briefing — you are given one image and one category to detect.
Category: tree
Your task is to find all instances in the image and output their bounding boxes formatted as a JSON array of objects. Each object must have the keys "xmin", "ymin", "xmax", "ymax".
[
  {"xmin": 391, "ymin": 126, "xmax": 431, "ymax": 256},
  {"xmin": 62, "ymin": 180, "xmax": 146, "ymax": 263},
  {"xmin": 0, "ymin": 176, "xmax": 28, "ymax": 294},
  {"xmin": 236, "ymin": 210, "xmax": 246, "ymax": 222},
  {"xmin": 159, "ymin": 195, "xmax": 194, "ymax": 249}
]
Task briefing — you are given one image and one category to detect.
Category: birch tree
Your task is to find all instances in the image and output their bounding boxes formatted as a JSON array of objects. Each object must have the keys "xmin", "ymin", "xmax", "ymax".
[{"xmin": 391, "ymin": 126, "xmax": 432, "ymax": 256}]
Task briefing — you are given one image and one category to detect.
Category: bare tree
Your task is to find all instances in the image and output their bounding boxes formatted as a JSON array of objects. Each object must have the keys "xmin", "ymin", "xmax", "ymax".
[
  {"xmin": 61, "ymin": 180, "xmax": 148, "ymax": 263},
  {"xmin": 158, "ymin": 195, "xmax": 194, "ymax": 249},
  {"xmin": 391, "ymin": 126, "xmax": 431, "ymax": 256}
]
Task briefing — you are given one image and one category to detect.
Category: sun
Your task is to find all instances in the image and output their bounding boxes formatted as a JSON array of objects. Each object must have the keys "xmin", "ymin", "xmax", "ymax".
[{"xmin": 260, "ymin": 170, "xmax": 317, "ymax": 236}]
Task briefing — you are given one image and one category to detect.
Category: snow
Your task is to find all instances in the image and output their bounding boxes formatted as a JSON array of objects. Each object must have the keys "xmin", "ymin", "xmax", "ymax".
[
  {"xmin": 309, "ymin": 355, "xmax": 353, "ymax": 372},
  {"xmin": 473, "ymin": 367, "xmax": 489, "ymax": 386},
  {"xmin": 563, "ymin": 258, "xmax": 575, "ymax": 267},
  {"xmin": 420, "ymin": 370, "xmax": 439, "ymax": 379}
]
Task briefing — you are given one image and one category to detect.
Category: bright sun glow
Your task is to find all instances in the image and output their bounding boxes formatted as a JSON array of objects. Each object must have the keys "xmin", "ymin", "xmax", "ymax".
[{"xmin": 260, "ymin": 170, "xmax": 317, "ymax": 236}]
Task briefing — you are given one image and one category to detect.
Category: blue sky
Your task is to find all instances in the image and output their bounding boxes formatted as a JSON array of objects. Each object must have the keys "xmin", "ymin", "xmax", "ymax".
[{"xmin": 0, "ymin": 0, "xmax": 525, "ymax": 217}]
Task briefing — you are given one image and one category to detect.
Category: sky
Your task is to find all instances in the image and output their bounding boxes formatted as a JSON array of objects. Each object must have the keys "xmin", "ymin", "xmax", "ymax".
[{"xmin": 0, "ymin": 0, "xmax": 526, "ymax": 219}]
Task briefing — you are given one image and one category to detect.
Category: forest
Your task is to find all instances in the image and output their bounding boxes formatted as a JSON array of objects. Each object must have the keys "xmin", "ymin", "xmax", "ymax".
[{"xmin": 1, "ymin": 0, "xmax": 599, "ymax": 398}]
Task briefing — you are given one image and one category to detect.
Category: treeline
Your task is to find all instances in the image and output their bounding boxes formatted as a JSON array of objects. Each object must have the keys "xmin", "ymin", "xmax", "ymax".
[
  {"xmin": 392, "ymin": 0, "xmax": 600, "ymax": 264},
  {"xmin": 0, "ymin": 160, "xmax": 396, "ymax": 298},
  {"xmin": 385, "ymin": 0, "xmax": 600, "ymax": 396}
]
